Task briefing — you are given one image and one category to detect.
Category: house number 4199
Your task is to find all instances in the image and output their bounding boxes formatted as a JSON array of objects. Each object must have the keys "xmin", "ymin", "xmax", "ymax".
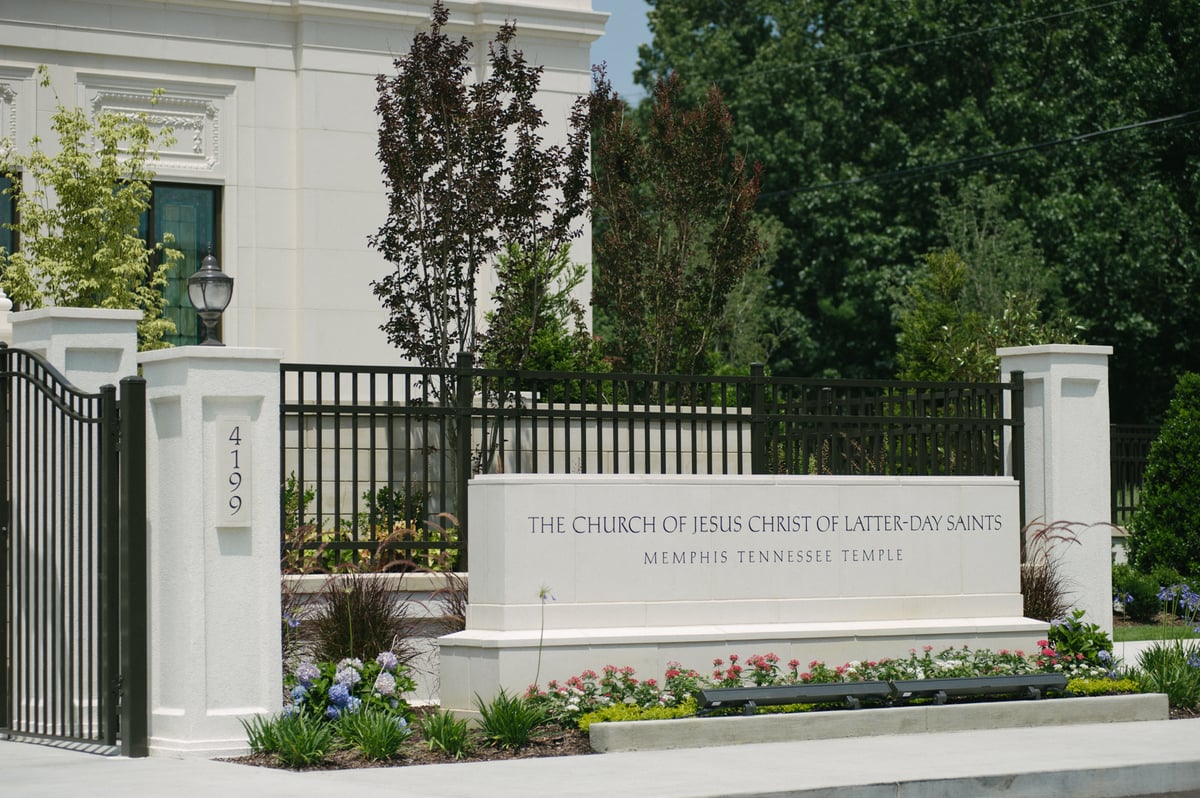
[{"xmin": 217, "ymin": 417, "xmax": 252, "ymax": 527}]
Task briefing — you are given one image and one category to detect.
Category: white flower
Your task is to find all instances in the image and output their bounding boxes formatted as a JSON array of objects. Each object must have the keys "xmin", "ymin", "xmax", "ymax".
[
  {"xmin": 336, "ymin": 666, "xmax": 362, "ymax": 687},
  {"xmin": 374, "ymin": 671, "xmax": 397, "ymax": 697}
]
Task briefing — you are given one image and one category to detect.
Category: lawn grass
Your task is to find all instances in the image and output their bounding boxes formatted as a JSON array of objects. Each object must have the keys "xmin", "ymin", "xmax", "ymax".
[{"xmin": 1113, "ymin": 623, "xmax": 1200, "ymax": 642}]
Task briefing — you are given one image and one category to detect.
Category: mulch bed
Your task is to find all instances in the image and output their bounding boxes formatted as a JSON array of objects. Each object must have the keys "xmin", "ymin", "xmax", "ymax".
[{"xmin": 223, "ymin": 721, "xmax": 594, "ymax": 771}]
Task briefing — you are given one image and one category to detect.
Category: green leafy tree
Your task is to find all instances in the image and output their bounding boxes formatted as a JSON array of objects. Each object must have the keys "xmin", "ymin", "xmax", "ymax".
[
  {"xmin": 0, "ymin": 67, "xmax": 180, "ymax": 349},
  {"xmin": 895, "ymin": 250, "xmax": 986, "ymax": 382},
  {"xmin": 478, "ymin": 243, "xmax": 605, "ymax": 373},
  {"xmin": 590, "ymin": 69, "xmax": 765, "ymax": 374},
  {"xmin": 895, "ymin": 183, "xmax": 1080, "ymax": 382},
  {"xmin": 638, "ymin": 1, "xmax": 1200, "ymax": 418},
  {"xmin": 709, "ymin": 215, "xmax": 811, "ymax": 373},
  {"xmin": 370, "ymin": 1, "xmax": 589, "ymax": 371},
  {"xmin": 1126, "ymin": 372, "xmax": 1200, "ymax": 575}
]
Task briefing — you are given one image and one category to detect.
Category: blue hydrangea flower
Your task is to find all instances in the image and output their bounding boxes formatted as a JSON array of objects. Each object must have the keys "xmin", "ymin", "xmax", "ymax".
[
  {"xmin": 329, "ymin": 683, "xmax": 352, "ymax": 707},
  {"xmin": 345, "ymin": 697, "xmax": 363, "ymax": 714},
  {"xmin": 376, "ymin": 651, "xmax": 399, "ymax": 672},
  {"xmin": 337, "ymin": 657, "xmax": 364, "ymax": 671},
  {"xmin": 283, "ymin": 704, "xmax": 298, "ymax": 718},
  {"xmin": 295, "ymin": 662, "xmax": 319, "ymax": 687},
  {"xmin": 1097, "ymin": 650, "xmax": 1111, "ymax": 663},
  {"xmin": 374, "ymin": 671, "xmax": 397, "ymax": 697},
  {"xmin": 325, "ymin": 705, "xmax": 341, "ymax": 720},
  {"xmin": 290, "ymin": 685, "xmax": 308, "ymax": 702}
]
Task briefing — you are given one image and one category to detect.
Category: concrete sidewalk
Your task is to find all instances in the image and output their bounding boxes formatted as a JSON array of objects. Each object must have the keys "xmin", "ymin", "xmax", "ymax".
[{"xmin": 5, "ymin": 716, "xmax": 1200, "ymax": 798}]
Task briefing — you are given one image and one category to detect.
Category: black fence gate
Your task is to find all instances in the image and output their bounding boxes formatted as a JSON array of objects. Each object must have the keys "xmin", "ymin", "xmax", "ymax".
[{"xmin": 0, "ymin": 345, "xmax": 147, "ymax": 756}]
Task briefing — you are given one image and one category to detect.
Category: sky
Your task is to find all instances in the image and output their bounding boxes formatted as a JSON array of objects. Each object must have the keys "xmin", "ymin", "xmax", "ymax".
[{"xmin": 589, "ymin": 0, "xmax": 653, "ymax": 102}]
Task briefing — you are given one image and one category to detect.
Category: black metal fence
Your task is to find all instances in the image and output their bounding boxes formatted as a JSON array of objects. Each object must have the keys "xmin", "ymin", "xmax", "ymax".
[
  {"xmin": 281, "ymin": 357, "xmax": 1024, "ymax": 573},
  {"xmin": 0, "ymin": 345, "xmax": 147, "ymax": 756},
  {"xmin": 1111, "ymin": 424, "xmax": 1159, "ymax": 526}
]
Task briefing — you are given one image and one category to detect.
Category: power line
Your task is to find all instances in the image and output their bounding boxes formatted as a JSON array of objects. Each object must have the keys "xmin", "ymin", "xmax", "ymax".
[{"xmin": 758, "ymin": 108, "xmax": 1200, "ymax": 199}]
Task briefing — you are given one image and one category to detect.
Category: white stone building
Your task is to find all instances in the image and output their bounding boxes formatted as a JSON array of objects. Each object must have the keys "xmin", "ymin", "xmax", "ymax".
[{"xmin": 0, "ymin": 0, "xmax": 604, "ymax": 362}]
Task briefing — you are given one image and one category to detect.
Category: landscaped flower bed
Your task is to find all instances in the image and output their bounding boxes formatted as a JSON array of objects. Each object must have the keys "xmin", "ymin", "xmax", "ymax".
[{"xmin": 234, "ymin": 608, "xmax": 1155, "ymax": 770}]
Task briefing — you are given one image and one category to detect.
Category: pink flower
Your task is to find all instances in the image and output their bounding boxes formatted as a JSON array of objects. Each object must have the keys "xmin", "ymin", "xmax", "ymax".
[
  {"xmin": 788, "ymin": 659, "xmax": 800, "ymax": 669},
  {"xmin": 923, "ymin": 645, "xmax": 933, "ymax": 653},
  {"xmin": 800, "ymin": 672, "xmax": 813, "ymax": 682},
  {"xmin": 713, "ymin": 658, "xmax": 724, "ymax": 666}
]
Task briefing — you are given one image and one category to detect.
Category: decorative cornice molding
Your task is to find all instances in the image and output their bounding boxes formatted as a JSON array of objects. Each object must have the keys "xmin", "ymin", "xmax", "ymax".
[
  {"xmin": 85, "ymin": 84, "xmax": 226, "ymax": 173},
  {"xmin": 0, "ymin": 82, "xmax": 17, "ymax": 144}
]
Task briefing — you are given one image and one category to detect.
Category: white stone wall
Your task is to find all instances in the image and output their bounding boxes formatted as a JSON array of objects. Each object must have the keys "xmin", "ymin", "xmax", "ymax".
[{"xmin": 0, "ymin": 0, "xmax": 604, "ymax": 364}]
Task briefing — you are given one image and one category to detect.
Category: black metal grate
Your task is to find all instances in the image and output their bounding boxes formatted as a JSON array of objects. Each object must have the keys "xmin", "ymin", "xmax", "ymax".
[
  {"xmin": 281, "ymin": 358, "xmax": 1024, "ymax": 573},
  {"xmin": 1110, "ymin": 424, "xmax": 1159, "ymax": 526}
]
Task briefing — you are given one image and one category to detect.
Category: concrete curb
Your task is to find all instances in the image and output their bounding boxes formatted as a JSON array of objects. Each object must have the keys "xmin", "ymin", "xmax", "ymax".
[{"xmin": 589, "ymin": 693, "xmax": 1169, "ymax": 753}]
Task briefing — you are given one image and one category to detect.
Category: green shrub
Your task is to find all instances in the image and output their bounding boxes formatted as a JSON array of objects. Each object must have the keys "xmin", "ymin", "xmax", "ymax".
[
  {"xmin": 1048, "ymin": 608, "xmax": 1113, "ymax": 663},
  {"xmin": 239, "ymin": 713, "xmax": 281, "ymax": 754},
  {"xmin": 272, "ymin": 712, "xmax": 334, "ymax": 768},
  {"xmin": 1136, "ymin": 641, "xmax": 1200, "ymax": 709},
  {"xmin": 1149, "ymin": 563, "xmax": 1186, "ymax": 590},
  {"xmin": 1112, "ymin": 563, "xmax": 1161, "ymax": 623},
  {"xmin": 336, "ymin": 708, "xmax": 412, "ymax": 761},
  {"xmin": 475, "ymin": 689, "xmax": 548, "ymax": 749},
  {"xmin": 418, "ymin": 709, "xmax": 472, "ymax": 759},
  {"xmin": 1067, "ymin": 677, "xmax": 1141, "ymax": 696},
  {"xmin": 1127, "ymin": 372, "xmax": 1200, "ymax": 575},
  {"xmin": 577, "ymin": 699, "xmax": 698, "ymax": 732}
]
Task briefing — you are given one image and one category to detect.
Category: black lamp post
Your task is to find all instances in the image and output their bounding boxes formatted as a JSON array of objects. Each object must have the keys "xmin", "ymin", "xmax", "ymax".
[{"xmin": 187, "ymin": 246, "xmax": 233, "ymax": 346}]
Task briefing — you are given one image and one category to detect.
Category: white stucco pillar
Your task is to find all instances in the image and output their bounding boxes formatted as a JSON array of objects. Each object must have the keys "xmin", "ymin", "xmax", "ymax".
[
  {"xmin": 137, "ymin": 347, "xmax": 283, "ymax": 757},
  {"xmin": 998, "ymin": 344, "xmax": 1114, "ymax": 635},
  {"xmin": 0, "ymin": 288, "xmax": 13, "ymax": 344},
  {"xmin": 10, "ymin": 307, "xmax": 140, "ymax": 392}
]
